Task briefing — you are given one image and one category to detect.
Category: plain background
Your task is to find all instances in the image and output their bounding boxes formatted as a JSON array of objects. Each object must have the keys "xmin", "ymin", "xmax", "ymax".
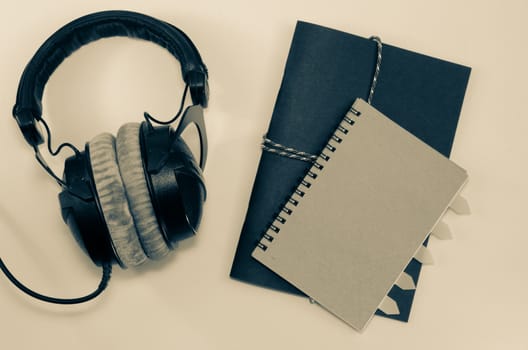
[{"xmin": 0, "ymin": 0, "xmax": 526, "ymax": 349}]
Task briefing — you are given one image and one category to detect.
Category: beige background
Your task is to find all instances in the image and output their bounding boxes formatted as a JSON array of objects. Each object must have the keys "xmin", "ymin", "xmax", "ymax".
[{"xmin": 0, "ymin": 0, "xmax": 526, "ymax": 349}]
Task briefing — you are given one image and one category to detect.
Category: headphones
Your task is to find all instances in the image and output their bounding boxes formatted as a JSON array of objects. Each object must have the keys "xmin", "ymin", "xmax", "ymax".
[{"xmin": 1, "ymin": 10, "xmax": 209, "ymax": 304}]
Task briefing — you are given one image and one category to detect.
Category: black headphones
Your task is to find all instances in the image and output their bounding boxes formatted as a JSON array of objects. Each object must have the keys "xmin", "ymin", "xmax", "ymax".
[{"xmin": 1, "ymin": 10, "xmax": 209, "ymax": 304}]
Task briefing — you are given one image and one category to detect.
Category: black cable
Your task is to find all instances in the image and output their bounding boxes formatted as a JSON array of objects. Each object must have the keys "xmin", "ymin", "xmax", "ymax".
[
  {"xmin": 2, "ymin": 119, "xmax": 111, "ymax": 304},
  {"xmin": 39, "ymin": 118, "xmax": 81, "ymax": 157},
  {"xmin": 33, "ymin": 146, "xmax": 68, "ymax": 187},
  {"xmin": 33, "ymin": 147, "xmax": 88, "ymax": 201},
  {"xmin": 32, "ymin": 118, "xmax": 87, "ymax": 200},
  {"xmin": 144, "ymin": 84, "xmax": 189, "ymax": 125},
  {"xmin": 0, "ymin": 257, "xmax": 112, "ymax": 304}
]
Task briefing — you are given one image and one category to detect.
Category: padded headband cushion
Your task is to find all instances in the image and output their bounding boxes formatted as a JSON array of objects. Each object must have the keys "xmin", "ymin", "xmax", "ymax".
[
  {"xmin": 15, "ymin": 10, "xmax": 208, "ymax": 121},
  {"xmin": 89, "ymin": 132, "xmax": 147, "ymax": 267},
  {"xmin": 116, "ymin": 123, "xmax": 170, "ymax": 259}
]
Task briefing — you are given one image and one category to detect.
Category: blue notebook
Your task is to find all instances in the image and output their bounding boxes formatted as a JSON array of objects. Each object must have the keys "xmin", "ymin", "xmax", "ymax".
[{"xmin": 230, "ymin": 21, "xmax": 471, "ymax": 321}]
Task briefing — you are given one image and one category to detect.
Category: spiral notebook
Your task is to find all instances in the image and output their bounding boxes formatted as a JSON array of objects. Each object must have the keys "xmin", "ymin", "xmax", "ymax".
[
  {"xmin": 252, "ymin": 98, "xmax": 468, "ymax": 331},
  {"xmin": 230, "ymin": 21, "xmax": 471, "ymax": 322}
]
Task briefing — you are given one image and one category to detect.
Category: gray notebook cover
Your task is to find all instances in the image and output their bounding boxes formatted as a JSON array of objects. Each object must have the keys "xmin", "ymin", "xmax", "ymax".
[{"xmin": 252, "ymin": 98, "xmax": 468, "ymax": 331}]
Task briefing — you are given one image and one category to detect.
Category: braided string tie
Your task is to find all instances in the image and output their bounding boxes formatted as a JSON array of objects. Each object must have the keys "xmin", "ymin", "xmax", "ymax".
[
  {"xmin": 261, "ymin": 36, "xmax": 383, "ymax": 162},
  {"xmin": 261, "ymin": 135, "xmax": 318, "ymax": 163}
]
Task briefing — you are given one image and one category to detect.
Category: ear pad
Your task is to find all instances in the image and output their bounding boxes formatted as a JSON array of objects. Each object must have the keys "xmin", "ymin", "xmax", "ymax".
[
  {"xmin": 116, "ymin": 123, "xmax": 170, "ymax": 259},
  {"xmin": 89, "ymin": 133, "xmax": 147, "ymax": 267}
]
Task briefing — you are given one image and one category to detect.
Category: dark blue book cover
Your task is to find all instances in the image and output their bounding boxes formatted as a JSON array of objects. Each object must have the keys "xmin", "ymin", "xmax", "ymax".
[{"xmin": 230, "ymin": 21, "xmax": 471, "ymax": 321}]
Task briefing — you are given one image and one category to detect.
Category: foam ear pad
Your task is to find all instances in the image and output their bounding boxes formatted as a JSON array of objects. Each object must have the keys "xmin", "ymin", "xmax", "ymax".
[
  {"xmin": 116, "ymin": 123, "xmax": 170, "ymax": 259},
  {"xmin": 89, "ymin": 133, "xmax": 147, "ymax": 267}
]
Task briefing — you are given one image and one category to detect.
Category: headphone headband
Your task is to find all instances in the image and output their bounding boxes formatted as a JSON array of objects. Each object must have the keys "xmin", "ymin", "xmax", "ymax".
[{"xmin": 13, "ymin": 10, "xmax": 209, "ymax": 147}]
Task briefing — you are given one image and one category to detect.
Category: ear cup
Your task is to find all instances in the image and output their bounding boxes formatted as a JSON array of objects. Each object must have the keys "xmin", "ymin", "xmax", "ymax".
[
  {"xmin": 116, "ymin": 123, "xmax": 170, "ymax": 259},
  {"xmin": 89, "ymin": 133, "xmax": 147, "ymax": 267},
  {"xmin": 172, "ymin": 137, "xmax": 206, "ymax": 232}
]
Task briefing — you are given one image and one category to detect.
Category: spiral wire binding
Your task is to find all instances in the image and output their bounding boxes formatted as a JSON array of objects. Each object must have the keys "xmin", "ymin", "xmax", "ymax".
[
  {"xmin": 257, "ymin": 107, "xmax": 360, "ymax": 252},
  {"xmin": 256, "ymin": 35, "xmax": 383, "ymax": 253}
]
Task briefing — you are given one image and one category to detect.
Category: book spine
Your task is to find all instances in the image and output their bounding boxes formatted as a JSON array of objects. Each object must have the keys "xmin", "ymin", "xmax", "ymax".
[{"xmin": 256, "ymin": 105, "xmax": 362, "ymax": 251}]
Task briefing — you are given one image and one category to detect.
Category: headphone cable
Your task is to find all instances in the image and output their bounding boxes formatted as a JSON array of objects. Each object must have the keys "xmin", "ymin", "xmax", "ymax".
[
  {"xmin": 0, "ymin": 258, "xmax": 112, "ymax": 304},
  {"xmin": 144, "ymin": 84, "xmax": 189, "ymax": 125}
]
